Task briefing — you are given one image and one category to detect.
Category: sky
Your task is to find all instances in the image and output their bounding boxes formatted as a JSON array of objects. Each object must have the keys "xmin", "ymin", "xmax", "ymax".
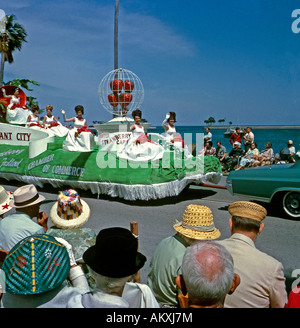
[{"xmin": 1, "ymin": 0, "xmax": 300, "ymax": 126}]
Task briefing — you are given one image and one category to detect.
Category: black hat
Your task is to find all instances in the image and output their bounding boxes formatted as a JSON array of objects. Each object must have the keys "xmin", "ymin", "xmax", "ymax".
[{"xmin": 83, "ymin": 227, "xmax": 146, "ymax": 278}]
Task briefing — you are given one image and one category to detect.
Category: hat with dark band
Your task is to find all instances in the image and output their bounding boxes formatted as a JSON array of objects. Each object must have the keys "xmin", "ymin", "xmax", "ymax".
[
  {"xmin": 173, "ymin": 204, "xmax": 221, "ymax": 240},
  {"xmin": 9, "ymin": 184, "xmax": 45, "ymax": 209},
  {"xmin": 83, "ymin": 227, "xmax": 146, "ymax": 278}
]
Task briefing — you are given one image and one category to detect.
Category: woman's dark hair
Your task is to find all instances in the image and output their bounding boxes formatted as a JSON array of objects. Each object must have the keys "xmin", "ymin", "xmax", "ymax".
[
  {"xmin": 75, "ymin": 105, "xmax": 84, "ymax": 114},
  {"xmin": 168, "ymin": 111, "xmax": 176, "ymax": 123},
  {"xmin": 132, "ymin": 109, "xmax": 142, "ymax": 118},
  {"xmin": 12, "ymin": 86, "xmax": 19, "ymax": 94},
  {"xmin": 231, "ymin": 216, "xmax": 261, "ymax": 233},
  {"xmin": 31, "ymin": 104, "xmax": 39, "ymax": 113}
]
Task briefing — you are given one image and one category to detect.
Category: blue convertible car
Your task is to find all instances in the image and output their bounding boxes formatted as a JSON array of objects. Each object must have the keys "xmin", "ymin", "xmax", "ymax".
[{"xmin": 226, "ymin": 161, "xmax": 300, "ymax": 219}]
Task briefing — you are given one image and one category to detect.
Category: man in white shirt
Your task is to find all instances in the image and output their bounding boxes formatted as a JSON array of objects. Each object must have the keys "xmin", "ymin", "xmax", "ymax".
[
  {"xmin": 243, "ymin": 127, "xmax": 254, "ymax": 153},
  {"xmin": 203, "ymin": 127, "xmax": 212, "ymax": 143}
]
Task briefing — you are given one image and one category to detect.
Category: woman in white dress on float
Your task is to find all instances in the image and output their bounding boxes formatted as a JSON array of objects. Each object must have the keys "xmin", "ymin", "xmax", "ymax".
[
  {"xmin": 26, "ymin": 104, "xmax": 54, "ymax": 136},
  {"xmin": 117, "ymin": 109, "xmax": 164, "ymax": 161},
  {"xmin": 42, "ymin": 104, "xmax": 69, "ymax": 137},
  {"xmin": 162, "ymin": 111, "xmax": 177, "ymax": 143},
  {"xmin": 4, "ymin": 86, "xmax": 32, "ymax": 124},
  {"xmin": 61, "ymin": 105, "xmax": 94, "ymax": 152},
  {"xmin": 162, "ymin": 111, "xmax": 193, "ymax": 158}
]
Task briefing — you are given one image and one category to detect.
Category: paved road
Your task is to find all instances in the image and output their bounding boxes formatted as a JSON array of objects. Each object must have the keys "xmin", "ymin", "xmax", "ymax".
[{"xmin": 1, "ymin": 176, "xmax": 299, "ymax": 291}]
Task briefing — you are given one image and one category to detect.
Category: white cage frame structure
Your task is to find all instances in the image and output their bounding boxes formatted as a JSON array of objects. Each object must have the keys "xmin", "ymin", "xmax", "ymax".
[{"xmin": 98, "ymin": 68, "xmax": 144, "ymax": 117}]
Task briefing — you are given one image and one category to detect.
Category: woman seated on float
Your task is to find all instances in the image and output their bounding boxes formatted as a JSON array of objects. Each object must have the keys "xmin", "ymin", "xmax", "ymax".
[
  {"xmin": 117, "ymin": 109, "xmax": 164, "ymax": 161},
  {"xmin": 42, "ymin": 104, "xmax": 69, "ymax": 137},
  {"xmin": 26, "ymin": 105, "xmax": 55, "ymax": 137},
  {"xmin": 161, "ymin": 111, "xmax": 192, "ymax": 158},
  {"xmin": 61, "ymin": 105, "xmax": 94, "ymax": 152},
  {"xmin": 3, "ymin": 86, "xmax": 32, "ymax": 125},
  {"xmin": 162, "ymin": 111, "xmax": 177, "ymax": 143}
]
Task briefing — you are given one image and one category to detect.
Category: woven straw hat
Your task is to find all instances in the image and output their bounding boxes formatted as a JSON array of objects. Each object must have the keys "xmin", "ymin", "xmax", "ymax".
[
  {"xmin": 228, "ymin": 201, "xmax": 267, "ymax": 222},
  {"xmin": 50, "ymin": 189, "xmax": 90, "ymax": 230},
  {"xmin": 1, "ymin": 234, "xmax": 70, "ymax": 295},
  {"xmin": 0, "ymin": 186, "xmax": 13, "ymax": 215},
  {"xmin": 173, "ymin": 204, "xmax": 221, "ymax": 240}
]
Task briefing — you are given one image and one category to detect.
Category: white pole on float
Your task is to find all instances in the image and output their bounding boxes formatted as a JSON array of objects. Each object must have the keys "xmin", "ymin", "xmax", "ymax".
[{"xmin": 113, "ymin": 0, "xmax": 119, "ymax": 118}]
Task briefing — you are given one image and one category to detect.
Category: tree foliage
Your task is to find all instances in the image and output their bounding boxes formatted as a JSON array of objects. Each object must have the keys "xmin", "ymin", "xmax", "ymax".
[
  {"xmin": 0, "ymin": 14, "xmax": 27, "ymax": 85},
  {"xmin": 204, "ymin": 116, "xmax": 216, "ymax": 126},
  {"xmin": 0, "ymin": 14, "xmax": 27, "ymax": 63}
]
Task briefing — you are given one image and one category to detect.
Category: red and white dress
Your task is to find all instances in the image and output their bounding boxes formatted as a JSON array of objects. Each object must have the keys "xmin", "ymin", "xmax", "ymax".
[
  {"xmin": 63, "ymin": 117, "xmax": 94, "ymax": 152},
  {"xmin": 162, "ymin": 125, "xmax": 177, "ymax": 143},
  {"xmin": 44, "ymin": 115, "xmax": 69, "ymax": 137},
  {"xmin": 6, "ymin": 96, "xmax": 32, "ymax": 124},
  {"xmin": 117, "ymin": 124, "xmax": 164, "ymax": 161},
  {"xmin": 27, "ymin": 114, "xmax": 55, "ymax": 137}
]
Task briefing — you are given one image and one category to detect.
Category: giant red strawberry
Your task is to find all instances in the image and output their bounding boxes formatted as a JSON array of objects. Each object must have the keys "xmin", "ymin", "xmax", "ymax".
[
  {"xmin": 110, "ymin": 79, "xmax": 123, "ymax": 93},
  {"xmin": 108, "ymin": 93, "xmax": 119, "ymax": 107},
  {"xmin": 120, "ymin": 93, "xmax": 132, "ymax": 108},
  {"xmin": 124, "ymin": 80, "xmax": 134, "ymax": 93}
]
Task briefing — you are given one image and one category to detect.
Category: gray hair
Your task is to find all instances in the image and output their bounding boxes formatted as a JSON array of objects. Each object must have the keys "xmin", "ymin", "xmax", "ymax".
[
  {"xmin": 181, "ymin": 241, "xmax": 234, "ymax": 306},
  {"xmin": 88, "ymin": 266, "xmax": 134, "ymax": 294}
]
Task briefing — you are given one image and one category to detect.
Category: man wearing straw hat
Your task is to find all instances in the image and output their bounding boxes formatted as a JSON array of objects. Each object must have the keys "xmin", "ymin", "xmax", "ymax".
[
  {"xmin": 218, "ymin": 201, "xmax": 287, "ymax": 308},
  {"xmin": 147, "ymin": 204, "xmax": 221, "ymax": 307},
  {"xmin": 0, "ymin": 184, "xmax": 48, "ymax": 251}
]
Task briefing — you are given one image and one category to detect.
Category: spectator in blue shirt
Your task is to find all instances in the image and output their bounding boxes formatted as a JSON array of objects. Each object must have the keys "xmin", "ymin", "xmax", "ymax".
[{"xmin": 0, "ymin": 184, "xmax": 48, "ymax": 250}]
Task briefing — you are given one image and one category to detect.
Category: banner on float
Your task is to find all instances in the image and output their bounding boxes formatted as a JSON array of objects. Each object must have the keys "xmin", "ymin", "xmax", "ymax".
[
  {"xmin": 98, "ymin": 131, "xmax": 132, "ymax": 152},
  {"xmin": 0, "ymin": 123, "xmax": 54, "ymax": 158}
]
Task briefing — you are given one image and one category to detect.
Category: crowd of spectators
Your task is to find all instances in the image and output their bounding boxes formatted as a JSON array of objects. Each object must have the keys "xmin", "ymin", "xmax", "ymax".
[
  {"xmin": 199, "ymin": 126, "xmax": 299, "ymax": 172},
  {"xmin": 0, "ymin": 183, "xmax": 297, "ymax": 308}
]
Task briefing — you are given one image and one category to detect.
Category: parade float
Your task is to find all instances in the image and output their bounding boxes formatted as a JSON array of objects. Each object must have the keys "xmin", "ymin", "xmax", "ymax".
[{"xmin": 0, "ymin": 69, "xmax": 222, "ymax": 201}]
